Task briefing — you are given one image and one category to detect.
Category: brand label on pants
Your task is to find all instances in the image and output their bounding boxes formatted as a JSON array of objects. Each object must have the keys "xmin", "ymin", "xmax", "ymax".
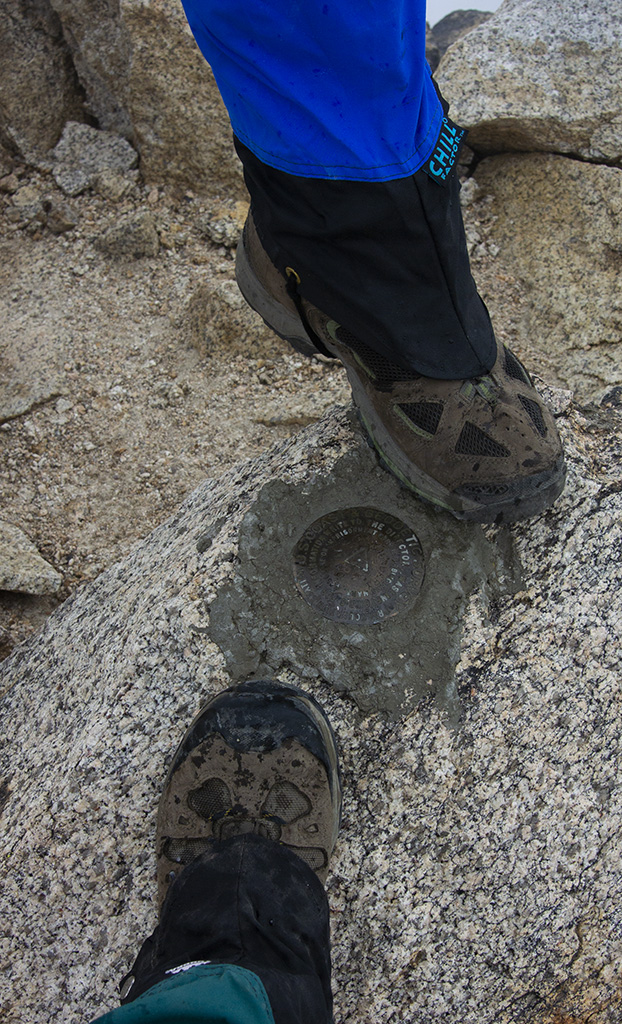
[{"xmin": 423, "ymin": 115, "xmax": 467, "ymax": 186}]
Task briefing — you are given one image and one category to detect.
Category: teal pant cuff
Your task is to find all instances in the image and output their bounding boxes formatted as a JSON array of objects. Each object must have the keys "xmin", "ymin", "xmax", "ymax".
[{"xmin": 92, "ymin": 963, "xmax": 275, "ymax": 1024}]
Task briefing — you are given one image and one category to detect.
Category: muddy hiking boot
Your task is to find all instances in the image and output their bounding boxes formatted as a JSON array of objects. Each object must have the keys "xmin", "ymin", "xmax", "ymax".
[
  {"xmin": 156, "ymin": 679, "xmax": 342, "ymax": 905},
  {"xmin": 120, "ymin": 680, "xmax": 340, "ymax": 1022},
  {"xmin": 236, "ymin": 212, "xmax": 566, "ymax": 524}
]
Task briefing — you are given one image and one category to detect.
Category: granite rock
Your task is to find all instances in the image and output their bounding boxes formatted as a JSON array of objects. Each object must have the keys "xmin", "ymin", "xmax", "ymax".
[
  {"xmin": 0, "ymin": 520, "xmax": 62, "ymax": 594},
  {"xmin": 0, "ymin": 280, "xmax": 68, "ymax": 418},
  {"xmin": 437, "ymin": 0, "xmax": 622, "ymax": 163},
  {"xmin": 46, "ymin": 0, "xmax": 244, "ymax": 198},
  {"xmin": 0, "ymin": 173, "xmax": 19, "ymax": 194},
  {"xmin": 52, "ymin": 122, "xmax": 138, "ymax": 197},
  {"xmin": 179, "ymin": 277, "xmax": 278, "ymax": 358},
  {"xmin": 432, "ymin": 9, "xmax": 493, "ymax": 58},
  {"xmin": 425, "ymin": 22, "xmax": 441, "ymax": 73},
  {"xmin": 47, "ymin": 0, "xmax": 134, "ymax": 139},
  {"xmin": 94, "ymin": 209, "xmax": 159, "ymax": 258},
  {"xmin": 0, "ymin": 0, "xmax": 86, "ymax": 162},
  {"xmin": 9, "ymin": 184, "xmax": 45, "ymax": 226},
  {"xmin": 92, "ymin": 168, "xmax": 139, "ymax": 202},
  {"xmin": 470, "ymin": 153, "xmax": 622, "ymax": 401},
  {"xmin": 196, "ymin": 200, "xmax": 249, "ymax": 248},
  {"xmin": 42, "ymin": 197, "xmax": 78, "ymax": 235},
  {"xmin": 9, "ymin": 190, "xmax": 79, "ymax": 234},
  {"xmin": 0, "ymin": 378, "xmax": 64, "ymax": 424},
  {"xmin": 207, "ymin": 450, "xmax": 508, "ymax": 719},
  {"xmin": 1, "ymin": 400, "xmax": 621, "ymax": 1023},
  {"xmin": 120, "ymin": 0, "xmax": 244, "ymax": 197}
]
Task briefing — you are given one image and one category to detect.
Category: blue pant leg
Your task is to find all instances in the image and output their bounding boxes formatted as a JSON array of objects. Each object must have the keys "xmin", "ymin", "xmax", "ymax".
[
  {"xmin": 177, "ymin": 1, "xmax": 496, "ymax": 378},
  {"xmin": 180, "ymin": 0, "xmax": 442, "ymax": 181}
]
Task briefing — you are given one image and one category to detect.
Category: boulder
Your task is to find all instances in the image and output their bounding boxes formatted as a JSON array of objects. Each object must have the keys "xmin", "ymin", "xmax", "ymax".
[
  {"xmin": 1, "ymin": 401, "xmax": 622, "ymax": 1023},
  {"xmin": 196, "ymin": 199, "xmax": 249, "ymax": 248},
  {"xmin": 47, "ymin": 0, "xmax": 134, "ymax": 139},
  {"xmin": 0, "ymin": 0, "xmax": 86, "ymax": 162},
  {"xmin": 426, "ymin": 22, "xmax": 441, "ymax": 73},
  {"xmin": 437, "ymin": 0, "xmax": 622, "ymax": 163},
  {"xmin": 48, "ymin": 0, "xmax": 244, "ymax": 197},
  {"xmin": 52, "ymin": 121, "xmax": 138, "ymax": 196},
  {"xmin": 469, "ymin": 153, "xmax": 622, "ymax": 401},
  {"xmin": 432, "ymin": 9, "xmax": 493, "ymax": 58},
  {"xmin": 0, "ymin": 375, "xmax": 64, "ymax": 424},
  {"xmin": 42, "ymin": 197, "xmax": 78, "ymax": 235},
  {"xmin": 0, "ymin": 521, "xmax": 62, "ymax": 594},
  {"xmin": 8, "ymin": 184, "xmax": 45, "ymax": 227},
  {"xmin": 0, "ymin": 173, "xmax": 19, "ymax": 194},
  {"xmin": 92, "ymin": 168, "xmax": 139, "ymax": 202},
  {"xmin": 179, "ymin": 277, "xmax": 279, "ymax": 357},
  {"xmin": 120, "ymin": 0, "xmax": 244, "ymax": 197},
  {"xmin": 94, "ymin": 209, "xmax": 159, "ymax": 258}
]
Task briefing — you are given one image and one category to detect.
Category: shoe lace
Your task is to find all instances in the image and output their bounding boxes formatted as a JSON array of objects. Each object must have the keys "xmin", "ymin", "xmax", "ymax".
[
  {"xmin": 215, "ymin": 806, "xmax": 283, "ymax": 842},
  {"xmin": 460, "ymin": 375, "xmax": 499, "ymax": 406}
]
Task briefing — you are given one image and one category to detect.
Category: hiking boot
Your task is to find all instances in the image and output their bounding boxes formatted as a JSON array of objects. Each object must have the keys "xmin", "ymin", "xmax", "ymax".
[
  {"xmin": 236, "ymin": 214, "xmax": 566, "ymax": 524},
  {"xmin": 156, "ymin": 679, "xmax": 342, "ymax": 906}
]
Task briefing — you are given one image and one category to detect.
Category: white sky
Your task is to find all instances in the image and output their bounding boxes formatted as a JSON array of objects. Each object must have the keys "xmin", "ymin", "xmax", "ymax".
[{"xmin": 426, "ymin": 0, "xmax": 502, "ymax": 28}]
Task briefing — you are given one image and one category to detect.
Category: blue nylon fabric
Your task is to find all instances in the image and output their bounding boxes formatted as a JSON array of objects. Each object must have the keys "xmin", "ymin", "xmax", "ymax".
[
  {"xmin": 91, "ymin": 964, "xmax": 275, "ymax": 1024},
  {"xmin": 180, "ymin": 0, "xmax": 443, "ymax": 181}
]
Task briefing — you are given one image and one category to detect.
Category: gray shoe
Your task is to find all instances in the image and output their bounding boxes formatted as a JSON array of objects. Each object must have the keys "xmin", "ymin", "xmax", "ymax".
[
  {"xmin": 236, "ymin": 214, "xmax": 566, "ymax": 523},
  {"xmin": 156, "ymin": 680, "xmax": 342, "ymax": 906}
]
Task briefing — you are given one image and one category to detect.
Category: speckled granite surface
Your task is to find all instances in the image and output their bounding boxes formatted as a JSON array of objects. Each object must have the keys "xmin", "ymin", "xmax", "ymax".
[{"xmin": 1, "ymin": 401, "xmax": 621, "ymax": 1023}]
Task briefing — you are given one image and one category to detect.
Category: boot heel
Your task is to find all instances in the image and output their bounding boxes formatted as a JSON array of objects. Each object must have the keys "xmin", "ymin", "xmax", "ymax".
[{"xmin": 235, "ymin": 236, "xmax": 321, "ymax": 358}]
